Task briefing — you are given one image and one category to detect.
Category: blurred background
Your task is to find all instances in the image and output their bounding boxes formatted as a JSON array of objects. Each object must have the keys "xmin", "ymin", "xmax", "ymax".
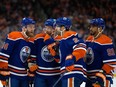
[{"xmin": 0, "ymin": 0, "xmax": 116, "ymax": 51}]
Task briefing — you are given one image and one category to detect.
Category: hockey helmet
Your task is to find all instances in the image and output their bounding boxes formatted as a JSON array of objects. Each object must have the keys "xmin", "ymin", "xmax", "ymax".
[
  {"xmin": 56, "ymin": 17, "xmax": 72, "ymax": 30},
  {"xmin": 44, "ymin": 18, "xmax": 56, "ymax": 27},
  {"xmin": 21, "ymin": 17, "xmax": 35, "ymax": 26},
  {"xmin": 90, "ymin": 18, "xmax": 105, "ymax": 29}
]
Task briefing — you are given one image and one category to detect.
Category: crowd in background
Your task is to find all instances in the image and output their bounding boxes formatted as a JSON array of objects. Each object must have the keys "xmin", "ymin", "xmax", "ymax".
[{"xmin": 0, "ymin": 0, "xmax": 116, "ymax": 52}]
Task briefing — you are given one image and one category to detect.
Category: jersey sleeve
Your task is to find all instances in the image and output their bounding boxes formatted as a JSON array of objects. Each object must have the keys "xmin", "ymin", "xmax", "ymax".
[
  {"xmin": 44, "ymin": 34, "xmax": 60, "ymax": 63},
  {"xmin": 65, "ymin": 33, "xmax": 86, "ymax": 61},
  {"xmin": 102, "ymin": 43, "xmax": 116, "ymax": 67},
  {"xmin": 44, "ymin": 34, "xmax": 55, "ymax": 45},
  {"xmin": 72, "ymin": 37, "xmax": 86, "ymax": 61},
  {"xmin": 29, "ymin": 43, "xmax": 37, "ymax": 64},
  {"xmin": 0, "ymin": 34, "xmax": 18, "ymax": 63}
]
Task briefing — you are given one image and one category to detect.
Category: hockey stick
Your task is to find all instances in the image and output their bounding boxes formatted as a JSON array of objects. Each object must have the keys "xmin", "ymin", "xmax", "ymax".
[{"xmin": 52, "ymin": 71, "xmax": 66, "ymax": 87}]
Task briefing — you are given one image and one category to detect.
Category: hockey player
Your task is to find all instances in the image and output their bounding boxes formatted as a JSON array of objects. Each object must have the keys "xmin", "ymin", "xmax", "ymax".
[
  {"xmin": 0, "ymin": 17, "xmax": 37, "ymax": 87},
  {"xmin": 34, "ymin": 18, "xmax": 61, "ymax": 87},
  {"xmin": 48, "ymin": 17, "xmax": 87, "ymax": 87},
  {"xmin": 85, "ymin": 18, "xmax": 116, "ymax": 87}
]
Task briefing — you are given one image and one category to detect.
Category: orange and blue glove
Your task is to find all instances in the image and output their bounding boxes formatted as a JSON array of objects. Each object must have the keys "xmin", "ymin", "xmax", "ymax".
[
  {"xmin": 28, "ymin": 65, "xmax": 38, "ymax": 77},
  {"xmin": 0, "ymin": 62, "xmax": 10, "ymax": 76},
  {"xmin": 0, "ymin": 62, "xmax": 10, "ymax": 86},
  {"xmin": 47, "ymin": 42, "xmax": 59, "ymax": 56},
  {"xmin": 47, "ymin": 42, "xmax": 60, "ymax": 63},
  {"xmin": 65, "ymin": 55, "xmax": 76, "ymax": 72}
]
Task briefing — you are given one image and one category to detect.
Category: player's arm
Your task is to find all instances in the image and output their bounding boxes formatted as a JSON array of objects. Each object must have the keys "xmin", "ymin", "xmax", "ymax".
[
  {"xmin": 0, "ymin": 33, "xmax": 18, "ymax": 86},
  {"xmin": 28, "ymin": 40, "xmax": 38, "ymax": 77},
  {"xmin": 65, "ymin": 37, "xmax": 86, "ymax": 71},
  {"xmin": 101, "ymin": 43, "xmax": 116, "ymax": 75},
  {"xmin": 44, "ymin": 34, "xmax": 60, "ymax": 63},
  {"xmin": 0, "ymin": 33, "xmax": 17, "ymax": 76}
]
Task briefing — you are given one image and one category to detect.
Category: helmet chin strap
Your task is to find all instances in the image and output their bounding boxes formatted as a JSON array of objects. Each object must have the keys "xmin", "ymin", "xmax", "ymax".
[
  {"xmin": 60, "ymin": 28, "xmax": 66, "ymax": 36},
  {"xmin": 94, "ymin": 29, "xmax": 103, "ymax": 39},
  {"xmin": 60, "ymin": 28, "xmax": 65, "ymax": 36}
]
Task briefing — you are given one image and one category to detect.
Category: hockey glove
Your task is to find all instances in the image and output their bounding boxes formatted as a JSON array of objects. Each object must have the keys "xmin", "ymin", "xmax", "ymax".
[
  {"xmin": 47, "ymin": 42, "xmax": 59, "ymax": 56},
  {"xmin": 0, "ymin": 62, "xmax": 10, "ymax": 76},
  {"xmin": 0, "ymin": 69, "xmax": 10, "ymax": 76},
  {"xmin": 0, "ymin": 62, "xmax": 9, "ymax": 86},
  {"xmin": 28, "ymin": 65, "xmax": 38, "ymax": 77},
  {"xmin": 65, "ymin": 55, "xmax": 76, "ymax": 72},
  {"xmin": 29, "ymin": 65, "xmax": 38, "ymax": 72}
]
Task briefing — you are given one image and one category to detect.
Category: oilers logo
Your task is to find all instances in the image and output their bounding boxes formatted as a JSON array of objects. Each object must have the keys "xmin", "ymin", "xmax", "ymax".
[
  {"xmin": 20, "ymin": 46, "xmax": 31, "ymax": 63},
  {"xmin": 41, "ymin": 45, "xmax": 54, "ymax": 62},
  {"xmin": 85, "ymin": 47, "xmax": 94, "ymax": 65}
]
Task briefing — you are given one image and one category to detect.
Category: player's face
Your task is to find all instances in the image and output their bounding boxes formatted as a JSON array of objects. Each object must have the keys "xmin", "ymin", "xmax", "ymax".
[
  {"xmin": 55, "ymin": 26, "xmax": 65, "ymax": 36},
  {"xmin": 26, "ymin": 24, "xmax": 35, "ymax": 37},
  {"xmin": 89, "ymin": 25, "xmax": 99, "ymax": 36},
  {"xmin": 44, "ymin": 26, "xmax": 54, "ymax": 36},
  {"xmin": 55, "ymin": 26, "xmax": 61, "ymax": 34}
]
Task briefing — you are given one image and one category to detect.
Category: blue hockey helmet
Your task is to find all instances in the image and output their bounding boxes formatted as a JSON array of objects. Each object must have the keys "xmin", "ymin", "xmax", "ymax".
[
  {"xmin": 21, "ymin": 17, "xmax": 35, "ymax": 26},
  {"xmin": 44, "ymin": 18, "xmax": 56, "ymax": 27},
  {"xmin": 90, "ymin": 18, "xmax": 105, "ymax": 29},
  {"xmin": 56, "ymin": 17, "xmax": 72, "ymax": 30}
]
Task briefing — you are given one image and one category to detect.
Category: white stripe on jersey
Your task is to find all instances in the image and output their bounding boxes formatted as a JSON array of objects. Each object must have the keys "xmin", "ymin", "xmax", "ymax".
[
  {"xmin": 0, "ymin": 52, "xmax": 10, "ymax": 58},
  {"xmin": 36, "ymin": 71, "xmax": 61, "ymax": 76},
  {"xmin": 73, "ymin": 43, "xmax": 86, "ymax": 49},
  {"xmin": 89, "ymin": 75, "xmax": 112, "ymax": 79},
  {"xmin": 61, "ymin": 64, "xmax": 86, "ymax": 71},
  {"xmin": 10, "ymin": 71, "xmax": 27, "ymax": 76},
  {"xmin": 62, "ymin": 33, "xmax": 78, "ymax": 40},
  {"xmin": 0, "ymin": 59, "xmax": 8, "ymax": 63},
  {"xmin": 87, "ymin": 69, "xmax": 101, "ymax": 73},
  {"xmin": 39, "ymin": 66, "xmax": 60, "ymax": 70},
  {"xmin": 73, "ymin": 47, "xmax": 86, "ymax": 52},
  {"xmin": 103, "ymin": 59, "xmax": 116, "ymax": 63},
  {"xmin": 8, "ymin": 64, "xmax": 26, "ymax": 70},
  {"xmin": 8, "ymin": 37, "xmax": 23, "ymax": 41},
  {"xmin": 64, "ymin": 71, "xmax": 87, "ymax": 78}
]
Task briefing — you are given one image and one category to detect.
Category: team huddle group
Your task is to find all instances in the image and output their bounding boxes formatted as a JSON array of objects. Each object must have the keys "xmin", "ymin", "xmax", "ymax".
[{"xmin": 0, "ymin": 17, "xmax": 116, "ymax": 87}]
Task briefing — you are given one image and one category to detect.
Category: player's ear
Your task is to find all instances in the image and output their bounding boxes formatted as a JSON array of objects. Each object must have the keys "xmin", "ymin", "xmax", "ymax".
[{"xmin": 61, "ymin": 26, "xmax": 66, "ymax": 31}]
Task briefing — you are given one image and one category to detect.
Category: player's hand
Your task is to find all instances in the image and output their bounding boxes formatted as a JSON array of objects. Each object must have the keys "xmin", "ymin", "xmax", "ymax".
[
  {"xmin": 28, "ymin": 65, "xmax": 38, "ymax": 77},
  {"xmin": 65, "ymin": 55, "xmax": 76, "ymax": 72},
  {"xmin": 47, "ymin": 42, "xmax": 59, "ymax": 56},
  {"xmin": 0, "ymin": 70, "xmax": 10, "ymax": 76},
  {"xmin": 29, "ymin": 65, "xmax": 38, "ymax": 72}
]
